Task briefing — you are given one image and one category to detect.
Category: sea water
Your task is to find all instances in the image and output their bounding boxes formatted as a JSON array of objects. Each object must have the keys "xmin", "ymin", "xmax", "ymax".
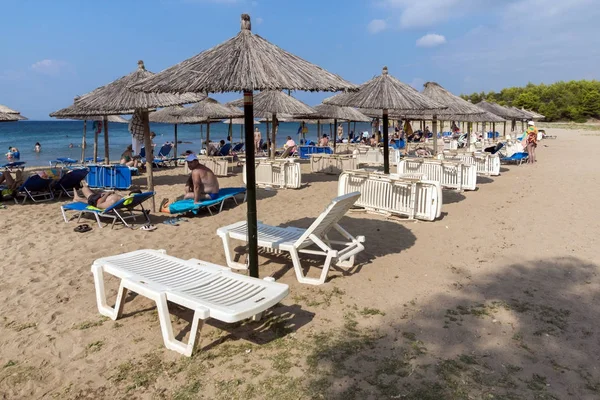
[{"xmin": 0, "ymin": 120, "xmax": 371, "ymax": 166}]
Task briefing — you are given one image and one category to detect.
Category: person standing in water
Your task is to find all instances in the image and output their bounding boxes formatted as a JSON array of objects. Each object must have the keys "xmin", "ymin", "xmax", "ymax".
[{"xmin": 34, "ymin": 142, "xmax": 41, "ymax": 153}]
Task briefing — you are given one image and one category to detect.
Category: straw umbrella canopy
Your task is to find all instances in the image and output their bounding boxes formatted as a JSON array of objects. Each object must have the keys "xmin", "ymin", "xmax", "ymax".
[
  {"xmin": 324, "ymin": 66, "xmax": 445, "ymax": 173},
  {"xmin": 72, "ymin": 60, "xmax": 205, "ymax": 210},
  {"xmin": 149, "ymin": 105, "xmax": 208, "ymax": 156},
  {"xmin": 177, "ymin": 98, "xmax": 243, "ymax": 151},
  {"xmin": 228, "ymin": 90, "xmax": 315, "ymax": 158},
  {"xmin": 0, "ymin": 112, "xmax": 20, "ymax": 122},
  {"xmin": 475, "ymin": 101, "xmax": 526, "ymax": 137},
  {"xmin": 50, "ymin": 102, "xmax": 129, "ymax": 162},
  {"xmin": 0, "ymin": 104, "xmax": 28, "ymax": 120},
  {"xmin": 133, "ymin": 14, "xmax": 357, "ymax": 279}
]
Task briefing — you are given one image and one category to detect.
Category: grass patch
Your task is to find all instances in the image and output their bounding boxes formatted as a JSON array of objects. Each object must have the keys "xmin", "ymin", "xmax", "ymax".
[
  {"xmin": 86, "ymin": 341, "xmax": 104, "ymax": 353},
  {"xmin": 358, "ymin": 307, "xmax": 386, "ymax": 317},
  {"xmin": 72, "ymin": 318, "xmax": 107, "ymax": 330},
  {"xmin": 3, "ymin": 360, "xmax": 17, "ymax": 368},
  {"xmin": 4, "ymin": 321, "xmax": 36, "ymax": 332}
]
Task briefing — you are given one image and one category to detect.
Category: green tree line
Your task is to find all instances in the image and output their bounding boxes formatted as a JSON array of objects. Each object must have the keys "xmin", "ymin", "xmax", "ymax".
[{"xmin": 460, "ymin": 80, "xmax": 600, "ymax": 122}]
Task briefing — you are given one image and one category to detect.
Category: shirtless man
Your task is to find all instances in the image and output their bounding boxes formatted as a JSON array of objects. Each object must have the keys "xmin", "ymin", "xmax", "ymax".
[
  {"xmin": 72, "ymin": 181, "xmax": 123, "ymax": 209},
  {"xmin": 160, "ymin": 154, "xmax": 219, "ymax": 212}
]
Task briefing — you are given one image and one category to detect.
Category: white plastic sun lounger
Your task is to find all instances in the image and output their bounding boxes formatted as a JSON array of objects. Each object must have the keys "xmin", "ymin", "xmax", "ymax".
[
  {"xmin": 309, "ymin": 153, "xmax": 357, "ymax": 174},
  {"xmin": 217, "ymin": 192, "xmax": 365, "ymax": 285},
  {"xmin": 397, "ymin": 159, "xmax": 477, "ymax": 191},
  {"xmin": 438, "ymin": 151, "xmax": 500, "ymax": 176},
  {"xmin": 338, "ymin": 170, "xmax": 442, "ymax": 221},
  {"xmin": 242, "ymin": 159, "xmax": 301, "ymax": 189},
  {"xmin": 91, "ymin": 249, "xmax": 289, "ymax": 356}
]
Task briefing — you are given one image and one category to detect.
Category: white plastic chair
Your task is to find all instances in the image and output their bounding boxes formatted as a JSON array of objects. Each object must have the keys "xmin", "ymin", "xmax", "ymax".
[
  {"xmin": 216, "ymin": 192, "xmax": 365, "ymax": 285},
  {"xmin": 91, "ymin": 249, "xmax": 289, "ymax": 356}
]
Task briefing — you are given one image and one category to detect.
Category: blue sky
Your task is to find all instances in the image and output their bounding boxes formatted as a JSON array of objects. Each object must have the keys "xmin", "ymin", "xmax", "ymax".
[{"xmin": 1, "ymin": 0, "xmax": 599, "ymax": 120}]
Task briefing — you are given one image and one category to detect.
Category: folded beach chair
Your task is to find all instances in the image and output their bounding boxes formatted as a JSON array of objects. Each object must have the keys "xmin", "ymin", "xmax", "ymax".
[
  {"xmin": 166, "ymin": 187, "xmax": 247, "ymax": 215},
  {"xmin": 61, "ymin": 191, "xmax": 154, "ymax": 228},
  {"xmin": 217, "ymin": 192, "xmax": 365, "ymax": 285},
  {"xmin": 14, "ymin": 174, "xmax": 56, "ymax": 204},
  {"xmin": 53, "ymin": 168, "xmax": 89, "ymax": 198},
  {"xmin": 50, "ymin": 157, "xmax": 77, "ymax": 167},
  {"xmin": 91, "ymin": 249, "xmax": 289, "ymax": 356},
  {"xmin": 500, "ymin": 152, "xmax": 528, "ymax": 165},
  {"xmin": 2, "ymin": 161, "xmax": 26, "ymax": 171}
]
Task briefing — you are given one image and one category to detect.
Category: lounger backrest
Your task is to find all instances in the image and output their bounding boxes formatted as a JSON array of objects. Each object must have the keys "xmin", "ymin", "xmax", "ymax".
[
  {"xmin": 217, "ymin": 143, "xmax": 232, "ymax": 156},
  {"xmin": 294, "ymin": 192, "xmax": 360, "ymax": 248},
  {"xmin": 231, "ymin": 143, "xmax": 244, "ymax": 152},
  {"xmin": 104, "ymin": 191, "xmax": 155, "ymax": 212},
  {"xmin": 19, "ymin": 175, "xmax": 53, "ymax": 191},
  {"xmin": 157, "ymin": 144, "xmax": 173, "ymax": 157},
  {"xmin": 58, "ymin": 168, "xmax": 89, "ymax": 187}
]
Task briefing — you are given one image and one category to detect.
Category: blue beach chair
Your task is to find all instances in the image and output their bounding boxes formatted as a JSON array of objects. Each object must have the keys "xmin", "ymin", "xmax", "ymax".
[
  {"xmin": 61, "ymin": 191, "xmax": 155, "ymax": 229},
  {"xmin": 53, "ymin": 168, "xmax": 89, "ymax": 198},
  {"xmin": 14, "ymin": 175, "xmax": 55, "ymax": 204},
  {"xmin": 500, "ymin": 152, "xmax": 529, "ymax": 166},
  {"xmin": 2, "ymin": 161, "xmax": 26, "ymax": 171},
  {"xmin": 231, "ymin": 143, "xmax": 244, "ymax": 153},
  {"xmin": 166, "ymin": 187, "xmax": 247, "ymax": 215},
  {"xmin": 50, "ymin": 157, "xmax": 78, "ymax": 167}
]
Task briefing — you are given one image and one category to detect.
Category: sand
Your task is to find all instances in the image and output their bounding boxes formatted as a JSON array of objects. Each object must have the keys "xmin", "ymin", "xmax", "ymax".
[{"xmin": 1, "ymin": 127, "xmax": 599, "ymax": 399}]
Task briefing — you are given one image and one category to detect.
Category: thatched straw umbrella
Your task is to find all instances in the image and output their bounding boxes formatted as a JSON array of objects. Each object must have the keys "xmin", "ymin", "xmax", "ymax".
[
  {"xmin": 295, "ymin": 104, "xmax": 370, "ymax": 148},
  {"xmin": 149, "ymin": 105, "xmax": 208, "ymax": 156},
  {"xmin": 422, "ymin": 82, "xmax": 486, "ymax": 152},
  {"xmin": 50, "ymin": 102, "xmax": 129, "ymax": 162},
  {"xmin": 324, "ymin": 66, "xmax": 445, "ymax": 173},
  {"xmin": 228, "ymin": 90, "xmax": 315, "ymax": 158},
  {"xmin": 0, "ymin": 104, "xmax": 28, "ymax": 120},
  {"xmin": 133, "ymin": 14, "xmax": 356, "ymax": 278},
  {"xmin": 222, "ymin": 118, "xmax": 259, "ymax": 145},
  {"xmin": 0, "ymin": 112, "xmax": 20, "ymax": 122},
  {"xmin": 72, "ymin": 60, "xmax": 204, "ymax": 210},
  {"xmin": 177, "ymin": 98, "xmax": 243, "ymax": 151},
  {"xmin": 475, "ymin": 101, "xmax": 524, "ymax": 136}
]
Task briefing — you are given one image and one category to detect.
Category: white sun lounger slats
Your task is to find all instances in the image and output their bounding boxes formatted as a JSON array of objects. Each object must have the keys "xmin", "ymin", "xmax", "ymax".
[
  {"xmin": 91, "ymin": 249, "xmax": 289, "ymax": 356},
  {"xmin": 439, "ymin": 151, "xmax": 500, "ymax": 176},
  {"xmin": 243, "ymin": 159, "xmax": 301, "ymax": 189},
  {"xmin": 190, "ymin": 157, "xmax": 229, "ymax": 176},
  {"xmin": 217, "ymin": 192, "xmax": 365, "ymax": 285},
  {"xmin": 338, "ymin": 170, "xmax": 442, "ymax": 221},
  {"xmin": 397, "ymin": 159, "xmax": 477, "ymax": 191},
  {"xmin": 310, "ymin": 154, "xmax": 357, "ymax": 174}
]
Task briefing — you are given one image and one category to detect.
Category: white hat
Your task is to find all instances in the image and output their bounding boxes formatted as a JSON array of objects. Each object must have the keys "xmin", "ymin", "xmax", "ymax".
[
  {"xmin": 185, "ymin": 154, "xmax": 198, "ymax": 162},
  {"xmin": 527, "ymin": 121, "xmax": 535, "ymax": 126}
]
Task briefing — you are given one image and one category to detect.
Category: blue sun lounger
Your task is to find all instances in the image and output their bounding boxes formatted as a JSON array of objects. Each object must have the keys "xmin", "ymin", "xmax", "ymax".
[
  {"xmin": 167, "ymin": 187, "xmax": 247, "ymax": 215},
  {"xmin": 50, "ymin": 157, "xmax": 78, "ymax": 167},
  {"xmin": 501, "ymin": 152, "xmax": 528, "ymax": 166},
  {"xmin": 53, "ymin": 168, "xmax": 89, "ymax": 198},
  {"xmin": 14, "ymin": 174, "xmax": 55, "ymax": 204},
  {"xmin": 61, "ymin": 191, "xmax": 155, "ymax": 229},
  {"xmin": 2, "ymin": 161, "xmax": 26, "ymax": 171}
]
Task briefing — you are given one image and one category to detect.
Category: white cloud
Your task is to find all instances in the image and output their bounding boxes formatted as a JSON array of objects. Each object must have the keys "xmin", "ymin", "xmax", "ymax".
[
  {"xmin": 30, "ymin": 59, "xmax": 68, "ymax": 76},
  {"xmin": 416, "ymin": 33, "xmax": 446, "ymax": 47},
  {"xmin": 367, "ymin": 19, "xmax": 387, "ymax": 34},
  {"xmin": 255, "ymin": 16, "xmax": 263, "ymax": 24}
]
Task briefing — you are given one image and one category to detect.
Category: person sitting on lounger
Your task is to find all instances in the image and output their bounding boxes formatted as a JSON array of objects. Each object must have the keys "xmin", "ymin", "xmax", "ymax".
[
  {"xmin": 72, "ymin": 181, "xmax": 125, "ymax": 209},
  {"xmin": 319, "ymin": 134, "xmax": 329, "ymax": 147},
  {"xmin": 159, "ymin": 154, "xmax": 219, "ymax": 212},
  {"xmin": 120, "ymin": 144, "xmax": 140, "ymax": 168},
  {"xmin": 0, "ymin": 170, "xmax": 25, "ymax": 200}
]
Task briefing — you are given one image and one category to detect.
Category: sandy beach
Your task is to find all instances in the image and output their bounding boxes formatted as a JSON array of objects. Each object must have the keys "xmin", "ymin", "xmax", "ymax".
[{"xmin": 1, "ymin": 126, "xmax": 599, "ymax": 399}]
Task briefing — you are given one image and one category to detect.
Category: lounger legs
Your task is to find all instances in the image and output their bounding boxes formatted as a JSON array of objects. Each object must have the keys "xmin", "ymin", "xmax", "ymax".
[
  {"xmin": 220, "ymin": 233, "xmax": 250, "ymax": 270},
  {"xmin": 91, "ymin": 265, "xmax": 128, "ymax": 319},
  {"xmin": 290, "ymin": 248, "xmax": 333, "ymax": 286}
]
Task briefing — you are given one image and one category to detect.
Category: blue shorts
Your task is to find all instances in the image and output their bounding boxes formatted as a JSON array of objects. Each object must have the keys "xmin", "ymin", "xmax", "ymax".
[{"xmin": 208, "ymin": 192, "xmax": 219, "ymax": 200}]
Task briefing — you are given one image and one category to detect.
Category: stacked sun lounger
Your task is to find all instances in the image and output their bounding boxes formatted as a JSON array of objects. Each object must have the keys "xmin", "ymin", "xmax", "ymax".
[
  {"xmin": 91, "ymin": 249, "xmax": 289, "ymax": 356},
  {"xmin": 338, "ymin": 170, "xmax": 442, "ymax": 221},
  {"xmin": 309, "ymin": 153, "xmax": 357, "ymax": 174},
  {"xmin": 397, "ymin": 158, "xmax": 477, "ymax": 191},
  {"xmin": 243, "ymin": 159, "xmax": 301, "ymax": 189},
  {"xmin": 195, "ymin": 156, "xmax": 229, "ymax": 176},
  {"xmin": 438, "ymin": 151, "xmax": 500, "ymax": 176}
]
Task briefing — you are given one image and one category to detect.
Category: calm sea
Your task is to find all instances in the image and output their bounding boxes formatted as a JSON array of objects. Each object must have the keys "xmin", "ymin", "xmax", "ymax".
[{"xmin": 1, "ymin": 120, "xmax": 372, "ymax": 167}]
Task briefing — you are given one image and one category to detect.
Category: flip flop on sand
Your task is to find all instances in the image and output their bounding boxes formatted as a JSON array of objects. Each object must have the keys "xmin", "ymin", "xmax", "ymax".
[
  {"xmin": 162, "ymin": 218, "xmax": 179, "ymax": 226},
  {"xmin": 74, "ymin": 224, "xmax": 92, "ymax": 233},
  {"xmin": 139, "ymin": 224, "xmax": 157, "ymax": 231},
  {"xmin": 0, "ymin": 204, "xmax": 7, "ymax": 209}
]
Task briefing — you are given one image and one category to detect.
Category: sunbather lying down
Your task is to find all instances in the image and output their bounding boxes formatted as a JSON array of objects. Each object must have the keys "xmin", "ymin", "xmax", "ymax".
[{"xmin": 73, "ymin": 181, "xmax": 124, "ymax": 209}]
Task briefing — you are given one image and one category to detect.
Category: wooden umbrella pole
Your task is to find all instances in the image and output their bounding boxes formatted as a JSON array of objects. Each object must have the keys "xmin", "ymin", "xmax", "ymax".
[
  {"xmin": 174, "ymin": 124, "xmax": 178, "ymax": 157},
  {"xmin": 103, "ymin": 116, "xmax": 109, "ymax": 164},
  {"xmin": 81, "ymin": 120, "xmax": 87, "ymax": 163},
  {"xmin": 142, "ymin": 110, "xmax": 156, "ymax": 212},
  {"xmin": 93, "ymin": 124, "xmax": 99, "ymax": 163},
  {"xmin": 228, "ymin": 119, "xmax": 232, "ymax": 141},
  {"xmin": 206, "ymin": 122, "xmax": 211, "ymax": 150},
  {"xmin": 200, "ymin": 124, "xmax": 203, "ymax": 153},
  {"xmin": 333, "ymin": 118, "xmax": 337, "ymax": 153},
  {"xmin": 432, "ymin": 115, "xmax": 438, "ymax": 155},
  {"xmin": 347, "ymin": 121, "xmax": 350, "ymax": 142},
  {"xmin": 317, "ymin": 120, "xmax": 320, "ymax": 143},
  {"xmin": 240, "ymin": 124, "xmax": 243, "ymax": 143},
  {"xmin": 243, "ymin": 91, "xmax": 259, "ymax": 278},
  {"xmin": 353, "ymin": 121, "xmax": 356, "ymax": 138},
  {"xmin": 503, "ymin": 121, "xmax": 506, "ymax": 138},
  {"xmin": 383, "ymin": 110, "xmax": 389, "ymax": 174},
  {"xmin": 270, "ymin": 113, "xmax": 277, "ymax": 159}
]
